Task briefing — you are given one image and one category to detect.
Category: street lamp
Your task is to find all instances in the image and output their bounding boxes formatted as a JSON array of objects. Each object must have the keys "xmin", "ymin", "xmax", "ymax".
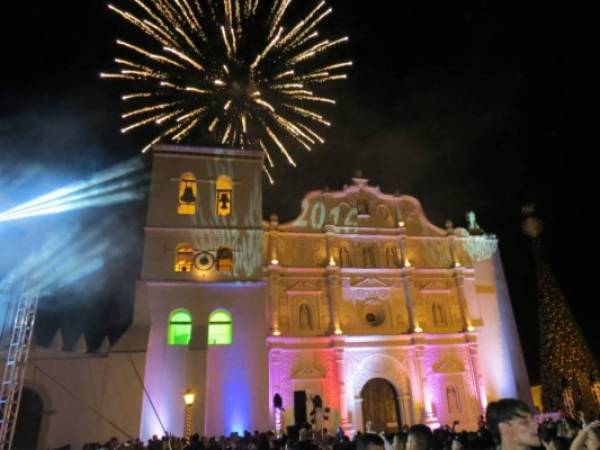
[{"xmin": 183, "ymin": 389, "xmax": 195, "ymax": 441}]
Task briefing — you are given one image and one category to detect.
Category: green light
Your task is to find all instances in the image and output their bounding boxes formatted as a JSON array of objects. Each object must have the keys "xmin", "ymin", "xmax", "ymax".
[
  {"xmin": 168, "ymin": 309, "xmax": 192, "ymax": 346},
  {"xmin": 208, "ymin": 310, "xmax": 232, "ymax": 345}
]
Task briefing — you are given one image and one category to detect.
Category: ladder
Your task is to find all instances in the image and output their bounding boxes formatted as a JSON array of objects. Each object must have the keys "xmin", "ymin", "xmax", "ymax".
[{"xmin": 0, "ymin": 286, "xmax": 39, "ymax": 450}]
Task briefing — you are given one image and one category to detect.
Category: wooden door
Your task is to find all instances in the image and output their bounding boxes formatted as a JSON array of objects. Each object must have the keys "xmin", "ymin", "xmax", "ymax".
[{"xmin": 361, "ymin": 378, "xmax": 401, "ymax": 433}]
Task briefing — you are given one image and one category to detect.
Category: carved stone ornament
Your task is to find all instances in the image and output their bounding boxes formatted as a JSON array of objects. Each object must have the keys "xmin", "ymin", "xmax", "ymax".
[
  {"xmin": 351, "ymin": 353, "xmax": 409, "ymax": 396},
  {"xmin": 291, "ymin": 365, "xmax": 326, "ymax": 380},
  {"xmin": 353, "ymin": 288, "xmax": 390, "ymax": 301},
  {"xmin": 353, "ymin": 278, "xmax": 389, "ymax": 288},
  {"xmin": 432, "ymin": 356, "xmax": 466, "ymax": 373},
  {"xmin": 286, "ymin": 280, "xmax": 322, "ymax": 292}
]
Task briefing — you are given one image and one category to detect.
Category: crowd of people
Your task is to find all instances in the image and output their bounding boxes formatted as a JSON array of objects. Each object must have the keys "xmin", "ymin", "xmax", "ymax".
[{"xmin": 75, "ymin": 399, "xmax": 600, "ymax": 450}]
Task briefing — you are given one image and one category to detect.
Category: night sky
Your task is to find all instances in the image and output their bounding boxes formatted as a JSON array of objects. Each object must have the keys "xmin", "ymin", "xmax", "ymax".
[{"xmin": 1, "ymin": 1, "xmax": 597, "ymax": 385}]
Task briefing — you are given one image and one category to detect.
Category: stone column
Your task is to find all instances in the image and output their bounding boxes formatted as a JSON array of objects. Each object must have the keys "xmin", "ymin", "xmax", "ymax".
[
  {"xmin": 414, "ymin": 345, "xmax": 439, "ymax": 426},
  {"xmin": 270, "ymin": 350, "xmax": 282, "ymax": 429},
  {"xmin": 400, "ymin": 393, "xmax": 412, "ymax": 425},
  {"xmin": 325, "ymin": 225, "xmax": 342, "ymax": 334},
  {"xmin": 467, "ymin": 340, "xmax": 487, "ymax": 412},
  {"xmin": 334, "ymin": 348, "xmax": 350, "ymax": 430},
  {"xmin": 453, "ymin": 268, "xmax": 470, "ymax": 331},
  {"xmin": 449, "ymin": 235, "xmax": 470, "ymax": 331},
  {"xmin": 401, "ymin": 267, "xmax": 416, "ymax": 332},
  {"xmin": 325, "ymin": 224, "xmax": 336, "ymax": 264},
  {"xmin": 398, "ymin": 232, "xmax": 416, "ymax": 332},
  {"xmin": 353, "ymin": 396, "xmax": 364, "ymax": 432},
  {"xmin": 267, "ymin": 215, "xmax": 283, "ymax": 334},
  {"xmin": 269, "ymin": 266, "xmax": 282, "ymax": 334},
  {"xmin": 327, "ymin": 266, "xmax": 342, "ymax": 334}
]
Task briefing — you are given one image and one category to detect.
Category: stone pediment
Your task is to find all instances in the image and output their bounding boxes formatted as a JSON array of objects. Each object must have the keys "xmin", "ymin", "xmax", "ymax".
[
  {"xmin": 286, "ymin": 280, "xmax": 321, "ymax": 292},
  {"xmin": 353, "ymin": 278, "xmax": 389, "ymax": 288},
  {"xmin": 291, "ymin": 366, "xmax": 325, "ymax": 379},
  {"xmin": 432, "ymin": 356, "xmax": 465, "ymax": 373}
]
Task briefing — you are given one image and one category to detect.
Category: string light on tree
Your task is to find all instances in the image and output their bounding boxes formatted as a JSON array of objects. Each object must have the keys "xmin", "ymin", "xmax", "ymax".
[
  {"xmin": 102, "ymin": 0, "xmax": 351, "ymax": 181},
  {"xmin": 522, "ymin": 204, "xmax": 600, "ymax": 414}
]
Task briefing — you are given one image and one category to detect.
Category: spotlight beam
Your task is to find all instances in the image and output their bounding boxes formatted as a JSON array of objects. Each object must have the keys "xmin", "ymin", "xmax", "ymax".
[
  {"xmin": 0, "ymin": 190, "xmax": 145, "ymax": 223},
  {"xmin": 0, "ymin": 177, "xmax": 147, "ymax": 222},
  {"xmin": 0, "ymin": 158, "xmax": 144, "ymax": 218},
  {"xmin": 0, "ymin": 158, "xmax": 146, "ymax": 223}
]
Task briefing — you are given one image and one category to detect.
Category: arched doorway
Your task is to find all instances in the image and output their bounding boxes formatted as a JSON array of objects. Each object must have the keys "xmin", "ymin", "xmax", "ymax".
[
  {"xmin": 13, "ymin": 388, "xmax": 43, "ymax": 450},
  {"xmin": 361, "ymin": 378, "xmax": 401, "ymax": 432}
]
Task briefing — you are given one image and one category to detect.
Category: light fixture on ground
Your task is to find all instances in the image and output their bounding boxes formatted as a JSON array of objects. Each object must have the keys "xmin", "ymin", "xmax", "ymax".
[{"xmin": 183, "ymin": 389, "xmax": 195, "ymax": 441}]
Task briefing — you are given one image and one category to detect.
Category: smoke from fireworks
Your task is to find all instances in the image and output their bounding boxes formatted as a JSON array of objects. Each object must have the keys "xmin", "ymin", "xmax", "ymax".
[{"xmin": 102, "ymin": 0, "xmax": 351, "ymax": 181}]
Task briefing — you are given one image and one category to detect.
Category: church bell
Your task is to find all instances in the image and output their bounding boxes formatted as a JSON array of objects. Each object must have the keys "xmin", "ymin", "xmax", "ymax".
[{"xmin": 180, "ymin": 184, "xmax": 196, "ymax": 204}]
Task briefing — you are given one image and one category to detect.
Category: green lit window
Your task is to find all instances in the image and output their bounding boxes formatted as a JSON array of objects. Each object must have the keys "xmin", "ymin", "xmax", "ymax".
[
  {"xmin": 208, "ymin": 310, "xmax": 232, "ymax": 345},
  {"xmin": 168, "ymin": 309, "xmax": 192, "ymax": 346}
]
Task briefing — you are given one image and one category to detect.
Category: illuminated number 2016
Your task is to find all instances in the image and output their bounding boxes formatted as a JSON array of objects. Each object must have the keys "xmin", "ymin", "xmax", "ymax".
[
  {"xmin": 296, "ymin": 201, "xmax": 358, "ymax": 229},
  {"xmin": 310, "ymin": 201, "xmax": 326, "ymax": 229}
]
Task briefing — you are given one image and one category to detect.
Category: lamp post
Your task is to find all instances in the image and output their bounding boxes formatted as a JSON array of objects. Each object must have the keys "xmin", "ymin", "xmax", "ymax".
[{"xmin": 183, "ymin": 389, "xmax": 195, "ymax": 441}]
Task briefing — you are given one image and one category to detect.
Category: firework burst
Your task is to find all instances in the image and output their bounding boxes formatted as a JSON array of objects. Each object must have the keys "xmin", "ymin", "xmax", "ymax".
[{"xmin": 102, "ymin": 0, "xmax": 351, "ymax": 181}]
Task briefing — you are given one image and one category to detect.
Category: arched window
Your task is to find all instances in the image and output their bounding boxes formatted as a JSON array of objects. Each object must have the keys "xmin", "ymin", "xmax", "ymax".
[
  {"xmin": 208, "ymin": 309, "xmax": 233, "ymax": 345},
  {"xmin": 174, "ymin": 243, "xmax": 195, "ymax": 272},
  {"xmin": 168, "ymin": 309, "xmax": 192, "ymax": 345},
  {"xmin": 215, "ymin": 175, "xmax": 233, "ymax": 216},
  {"xmin": 216, "ymin": 246, "xmax": 234, "ymax": 272},
  {"xmin": 178, "ymin": 172, "xmax": 197, "ymax": 215}
]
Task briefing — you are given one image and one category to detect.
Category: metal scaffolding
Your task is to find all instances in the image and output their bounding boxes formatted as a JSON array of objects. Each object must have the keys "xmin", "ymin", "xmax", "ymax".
[{"xmin": 0, "ymin": 285, "xmax": 39, "ymax": 450}]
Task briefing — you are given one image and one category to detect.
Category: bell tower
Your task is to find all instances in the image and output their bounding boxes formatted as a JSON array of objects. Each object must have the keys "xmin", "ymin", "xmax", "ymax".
[
  {"xmin": 142, "ymin": 144, "xmax": 264, "ymax": 281},
  {"xmin": 121, "ymin": 145, "xmax": 269, "ymax": 439}
]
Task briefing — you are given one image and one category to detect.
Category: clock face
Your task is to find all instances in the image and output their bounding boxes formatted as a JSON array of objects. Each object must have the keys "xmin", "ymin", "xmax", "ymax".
[{"xmin": 194, "ymin": 252, "xmax": 215, "ymax": 271}]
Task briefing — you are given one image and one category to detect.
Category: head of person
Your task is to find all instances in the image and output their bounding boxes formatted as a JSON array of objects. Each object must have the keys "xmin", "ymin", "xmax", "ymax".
[
  {"xmin": 450, "ymin": 436, "xmax": 465, "ymax": 450},
  {"xmin": 392, "ymin": 433, "xmax": 406, "ymax": 450},
  {"xmin": 356, "ymin": 433, "xmax": 386, "ymax": 450},
  {"xmin": 539, "ymin": 423, "xmax": 557, "ymax": 450},
  {"xmin": 485, "ymin": 398, "xmax": 540, "ymax": 448},
  {"xmin": 406, "ymin": 425, "xmax": 433, "ymax": 450}
]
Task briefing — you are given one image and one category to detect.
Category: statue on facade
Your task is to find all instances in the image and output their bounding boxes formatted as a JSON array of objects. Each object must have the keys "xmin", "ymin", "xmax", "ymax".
[
  {"xmin": 465, "ymin": 211, "xmax": 484, "ymax": 235},
  {"xmin": 299, "ymin": 304, "xmax": 313, "ymax": 330}
]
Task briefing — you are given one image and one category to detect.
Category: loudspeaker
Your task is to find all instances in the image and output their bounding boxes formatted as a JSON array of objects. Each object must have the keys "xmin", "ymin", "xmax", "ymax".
[{"xmin": 293, "ymin": 390, "xmax": 307, "ymax": 425}]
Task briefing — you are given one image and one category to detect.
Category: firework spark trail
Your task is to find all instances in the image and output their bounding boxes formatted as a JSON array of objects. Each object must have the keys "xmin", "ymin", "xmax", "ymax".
[{"xmin": 103, "ymin": 0, "xmax": 350, "ymax": 180}]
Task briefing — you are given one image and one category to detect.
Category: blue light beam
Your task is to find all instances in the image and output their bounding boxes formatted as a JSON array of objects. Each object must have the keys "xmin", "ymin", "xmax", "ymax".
[{"xmin": 0, "ymin": 157, "xmax": 146, "ymax": 223}]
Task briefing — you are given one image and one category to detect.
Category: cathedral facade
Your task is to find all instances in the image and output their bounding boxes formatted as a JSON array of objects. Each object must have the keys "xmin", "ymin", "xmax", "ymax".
[{"xmin": 2, "ymin": 145, "xmax": 531, "ymax": 449}]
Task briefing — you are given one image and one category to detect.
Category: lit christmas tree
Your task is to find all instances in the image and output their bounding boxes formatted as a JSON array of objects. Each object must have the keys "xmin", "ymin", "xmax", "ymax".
[{"xmin": 522, "ymin": 205, "xmax": 599, "ymax": 414}]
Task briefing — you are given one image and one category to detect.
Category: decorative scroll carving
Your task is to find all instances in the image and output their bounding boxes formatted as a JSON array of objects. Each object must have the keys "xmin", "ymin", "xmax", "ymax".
[
  {"xmin": 284, "ymin": 183, "xmax": 446, "ymax": 235},
  {"xmin": 352, "ymin": 288, "xmax": 390, "ymax": 302}
]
